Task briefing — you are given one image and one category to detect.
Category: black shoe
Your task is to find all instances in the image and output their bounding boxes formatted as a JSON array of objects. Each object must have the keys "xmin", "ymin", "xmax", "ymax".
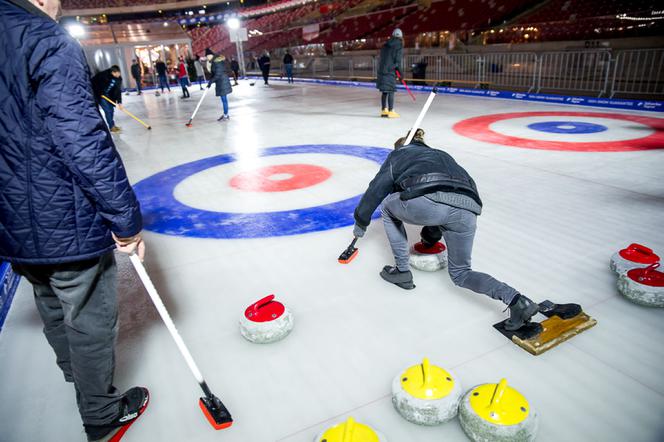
[
  {"xmin": 380, "ymin": 265, "xmax": 415, "ymax": 290},
  {"xmin": 85, "ymin": 387, "xmax": 150, "ymax": 442},
  {"xmin": 504, "ymin": 295, "xmax": 539, "ymax": 331}
]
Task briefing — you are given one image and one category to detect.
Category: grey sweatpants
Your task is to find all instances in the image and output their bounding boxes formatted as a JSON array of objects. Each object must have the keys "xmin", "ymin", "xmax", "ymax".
[
  {"xmin": 381, "ymin": 193, "xmax": 519, "ymax": 305},
  {"xmin": 12, "ymin": 252, "xmax": 122, "ymax": 426}
]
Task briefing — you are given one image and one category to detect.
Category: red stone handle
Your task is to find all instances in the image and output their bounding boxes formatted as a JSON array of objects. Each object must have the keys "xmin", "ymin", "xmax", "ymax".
[
  {"xmin": 253, "ymin": 295, "xmax": 275, "ymax": 312},
  {"xmin": 628, "ymin": 243, "xmax": 653, "ymax": 255}
]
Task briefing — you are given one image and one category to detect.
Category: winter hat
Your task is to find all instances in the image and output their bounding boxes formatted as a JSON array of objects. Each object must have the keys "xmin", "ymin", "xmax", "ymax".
[
  {"xmin": 392, "ymin": 28, "xmax": 403, "ymax": 38},
  {"xmin": 205, "ymin": 48, "xmax": 214, "ymax": 56}
]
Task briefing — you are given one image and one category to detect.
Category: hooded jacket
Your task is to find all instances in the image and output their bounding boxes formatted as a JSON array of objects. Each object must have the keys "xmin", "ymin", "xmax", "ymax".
[
  {"xmin": 354, "ymin": 141, "xmax": 482, "ymax": 228},
  {"xmin": 0, "ymin": 0, "xmax": 142, "ymax": 264},
  {"xmin": 208, "ymin": 56, "xmax": 233, "ymax": 97},
  {"xmin": 376, "ymin": 36, "xmax": 403, "ymax": 93}
]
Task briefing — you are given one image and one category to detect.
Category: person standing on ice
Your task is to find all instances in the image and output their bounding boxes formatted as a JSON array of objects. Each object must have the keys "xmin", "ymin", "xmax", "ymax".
[
  {"xmin": 352, "ymin": 129, "xmax": 540, "ymax": 331},
  {"xmin": 0, "ymin": 0, "xmax": 149, "ymax": 440},
  {"xmin": 377, "ymin": 28, "xmax": 403, "ymax": 118},
  {"xmin": 207, "ymin": 50, "xmax": 233, "ymax": 121},
  {"xmin": 130, "ymin": 58, "xmax": 142, "ymax": 95},
  {"xmin": 194, "ymin": 55, "xmax": 206, "ymax": 90},
  {"xmin": 258, "ymin": 50, "xmax": 271, "ymax": 85},
  {"xmin": 91, "ymin": 65, "xmax": 124, "ymax": 132},
  {"xmin": 177, "ymin": 56, "xmax": 190, "ymax": 99}
]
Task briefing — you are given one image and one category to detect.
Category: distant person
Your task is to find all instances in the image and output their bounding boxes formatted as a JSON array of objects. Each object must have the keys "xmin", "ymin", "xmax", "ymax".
[
  {"xmin": 283, "ymin": 49, "xmax": 294, "ymax": 83},
  {"xmin": 194, "ymin": 55, "xmax": 205, "ymax": 90},
  {"xmin": 155, "ymin": 58, "xmax": 170, "ymax": 93},
  {"xmin": 1, "ymin": 1, "xmax": 149, "ymax": 441},
  {"xmin": 352, "ymin": 129, "xmax": 539, "ymax": 330},
  {"xmin": 91, "ymin": 65, "xmax": 123, "ymax": 132},
  {"xmin": 258, "ymin": 50, "xmax": 271, "ymax": 85},
  {"xmin": 377, "ymin": 28, "xmax": 403, "ymax": 118},
  {"xmin": 230, "ymin": 56, "xmax": 240, "ymax": 86},
  {"xmin": 207, "ymin": 49, "xmax": 233, "ymax": 121},
  {"xmin": 177, "ymin": 56, "xmax": 190, "ymax": 98},
  {"xmin": 130, "ymin": 58, "xmax": 142, "ymax": 95}
]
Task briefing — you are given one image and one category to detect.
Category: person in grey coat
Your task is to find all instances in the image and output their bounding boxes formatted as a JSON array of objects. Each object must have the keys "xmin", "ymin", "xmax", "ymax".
[
  {"xmin": 376, "ymin": 28, "xmax": 403, "ymax": 118},
  {"xmin": 207, "ymin": 50, "xmax": 233, "ymax": 121}
]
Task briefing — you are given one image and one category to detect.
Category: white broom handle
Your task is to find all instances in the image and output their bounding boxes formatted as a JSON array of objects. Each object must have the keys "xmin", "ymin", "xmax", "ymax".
[
  {"xmin": 404, "ymin": 90, "xmax": 437, "ymax": 145},
  {"xmin": 189, "ymin": 86, "xmax": 212, "ymax": 122},
  {"xmin": 129, "ymin": 254, "xmax": 205, "ymax": 384}
]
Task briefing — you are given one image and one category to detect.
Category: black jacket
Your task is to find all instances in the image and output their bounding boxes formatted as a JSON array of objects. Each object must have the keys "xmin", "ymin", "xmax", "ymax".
[
  {"xmin": 354, "ymin": 141, "xmax": 482, "ymax": 228},
  {"xmin": 258, "ymin": 55, "xmax": 271, "ymax": 71},
  {"xmin": 376, "ymin": 37, "xmax": 402, "ymax": 92},
  {"xmin": 283, "ymin": 53, "xmax": 294, "ymax": 64},
  {"xmin": 92, "ymin": 69, "xmax": 122, "ymax": 104},
  {"xmin": 130, "ymin": 62, "xmax": 141, "ymax": 79},
  {"xmin": 0, "ymin": 0, "xmax": 142, "ymax": 264},
  {"xmin": 208, "ymin": 57, "xmax": 233, "ymax": 97},
  {"xmin": 155, "ymin": 61, "xmax": 167, "ymax": 76}
]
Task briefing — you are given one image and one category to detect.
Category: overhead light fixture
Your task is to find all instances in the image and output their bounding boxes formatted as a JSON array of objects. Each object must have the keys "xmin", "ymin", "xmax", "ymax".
[
  {"xmin": 199, "ymin": 9, "xmax": 205, "ymax": 14},
  {"xmin": 227, "ymin": 17, "xmax": 240, "ymax": 29},
  {"xmin": 66, "ymin": 24, "xmax": 85, "ymax": 38},
  {"xmin": 163, "ymin": 21, "xmax": 169, "ymax": 27}
]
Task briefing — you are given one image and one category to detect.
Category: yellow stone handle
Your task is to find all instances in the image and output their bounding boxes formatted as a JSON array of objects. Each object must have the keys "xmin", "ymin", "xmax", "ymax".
[
  {"xmin": 489, "ymin": 378, "xmax": 508, "ymax": 409},
  {"xmin": 421, "ymin": 358, "xmax": 432, "ymax": 387},
  {"xmin": 342, "ymin": 417, "xmax": 355, "ymax": 441}
]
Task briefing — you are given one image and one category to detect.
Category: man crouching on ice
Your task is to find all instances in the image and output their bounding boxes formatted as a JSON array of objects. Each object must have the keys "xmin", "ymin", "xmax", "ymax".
[{"xmin": 352, "ymin": 129, "xmax": 539, "ymax": 330}]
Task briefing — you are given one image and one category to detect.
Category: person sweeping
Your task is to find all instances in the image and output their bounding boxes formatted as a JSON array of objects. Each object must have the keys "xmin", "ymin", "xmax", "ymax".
[
  {"xmin": 92, "ymin": 65, "xmax": 123, "ymax": 132},
  {"xmin": 377, "ymin": 28, "xmax": 403, "ymax": 118},
  {"xmin": 207, "ymin": 50, "xmax": 233, "ymax": 121},
  {"xmin": 352, "ymin": 129, "xmax": 540, "ymax": 331}
]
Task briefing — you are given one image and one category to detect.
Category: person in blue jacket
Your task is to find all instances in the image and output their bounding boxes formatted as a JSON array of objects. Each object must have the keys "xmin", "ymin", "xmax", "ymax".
[{"xmin": 0, "ymin": 0, "xmax": 149, "ymax": 440}]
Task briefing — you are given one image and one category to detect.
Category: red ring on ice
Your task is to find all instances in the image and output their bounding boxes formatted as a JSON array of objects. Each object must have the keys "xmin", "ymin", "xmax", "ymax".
[
  {"xmin": 229, "ymin": 164, "xmax": 332, "ymax": 192},
  {"xmin": 452, "ymin": 112, "xmax": 664, "ymax": 152}
]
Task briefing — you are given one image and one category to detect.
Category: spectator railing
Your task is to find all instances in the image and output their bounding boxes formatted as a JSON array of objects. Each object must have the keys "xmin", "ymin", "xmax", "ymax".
[
  {"xmin": 279, "ymin": 48, "xmax": 662, "ymax": 98},
  {"xmin": 611, "ymin": 49, "xmax": 664, "ymax": 98}
]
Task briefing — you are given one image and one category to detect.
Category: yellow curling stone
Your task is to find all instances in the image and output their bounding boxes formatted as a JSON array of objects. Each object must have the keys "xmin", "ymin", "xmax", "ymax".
[
  {"xmin": 391, "ymin": 358, "xmax": 462, "ymax": 425},
  {"xmin": 314, "ymin": 417, "xmax": 387, "ymax": 442},
  {"xmin": 459, "ymin": 379, "xmax": 538, "ymax": 442}
]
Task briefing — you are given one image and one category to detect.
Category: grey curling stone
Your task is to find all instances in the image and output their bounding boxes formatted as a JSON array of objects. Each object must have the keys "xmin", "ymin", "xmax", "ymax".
[
  {"xmin": 408, "ymin": 242, "xmax": 448, "ymax": 272},
  {"xmin": 617, "ymin": 266, "xmax": 664, "ymax": 307},
  {"xmin": 391, "ymin": 358, "xmax": 462, "ymax": 425},
  {"xmin": 239, "ymin": 295, "xmax": 294, "ymax": 343},
  {"xmin": 313, "ymin": 417, "xmax": 388, "ymax": 441},
  {"xmin": 458, "ymin": 381, "xmax": 538, "ymax": 442}
]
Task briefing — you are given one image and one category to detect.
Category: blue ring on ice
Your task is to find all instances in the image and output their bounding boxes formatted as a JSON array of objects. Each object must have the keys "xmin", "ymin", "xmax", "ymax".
[
  {"xmin": 527, "ymin": 121, "xmax": 608, "ymax": 134},
  {"xmin": 133, "ymin": 144, "xmax": 389, "ymax": 238}
]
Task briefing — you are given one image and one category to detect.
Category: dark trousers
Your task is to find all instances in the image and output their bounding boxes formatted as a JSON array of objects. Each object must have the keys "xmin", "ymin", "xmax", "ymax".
[
  {"xmin": 158, "ymin": 74, "xmax": 170, "ymax": 92},
  {"xmin": 262, "ymin": 67, "xmax": 270, "ymax": 84},
  {"xmin": 381, "ymin": 92, "xmax": 395, "ymax": 110},
  {"xmin": 179, "ymin": 77, "xmax": 190, "ymax": 97},
  {"xmin": 99, "ymin": 100, "xmax": 115, "ymax": 129},
  {"xmin": 284, "ymin": 64, "xmax": 293, "ymax": 83},
  {"xmin": 133, "ymin": 76, "xmax": 142, "ymax": 94},
  {"xmin": 12, "ymin": 252, "xmax": 122, "ymax": 425}
]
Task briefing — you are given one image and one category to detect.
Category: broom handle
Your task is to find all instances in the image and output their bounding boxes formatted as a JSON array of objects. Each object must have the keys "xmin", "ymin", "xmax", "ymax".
[
  {"xmin": 190, "ymin": 86, "xmax": 212, "ymax": 122},
  {"xmin": 129, "ymin": 254, "xmax": 206, "ymax": 385},
  {"xmin": 404, "ymin": 89, "xmax": 437, "ymax": 145},
  {"xmin": 101, "ymin": 95, "xmax": 150, "ymax": 129}
]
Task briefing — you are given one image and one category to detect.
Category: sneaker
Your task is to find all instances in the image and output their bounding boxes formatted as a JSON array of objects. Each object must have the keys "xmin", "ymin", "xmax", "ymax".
[
  {"xmin": 217, "ymin": 115, "xmax": 225, "ymax": 121},
  {"xmin": 380, "ymin": 108, "xmax": 389, "ymax": 117},
  {"xmin": 85, "ymin": 387, "xmax": 149, "ymax": 442},
  {"xmin": 223, "ymin": 114, "xmax": 230, "ymax": 120},
  {"xmin": 504, "ymin": 294, "xmax": 540, "ymax": 331},
  {"xmin": 109, "ymin": 126, "xmax": 121, "ymax": 133},
  {"xmin": 380, "ymin": 265, "xmax": 415, "ymax": 290},
  {"xmin": 387, "ymin": 110, "xmax": 400, "ymax": 118}
]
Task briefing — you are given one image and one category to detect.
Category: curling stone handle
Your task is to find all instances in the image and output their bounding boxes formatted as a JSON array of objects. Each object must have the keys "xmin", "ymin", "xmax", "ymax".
[
  {"xmin": 644, "ymin": 263, "xmax": 660, "ymax": 274},
  {"xmin": 629, "ymin": 243, "xmax": 653, "ymax": 255},
  {"xmin": 253, "ymin": 295, "xmax": 275, "ymax": 311},
  {"xmin": 342, "ymin": 417, "xmax": 355, "ymax": 441},
  {"xmin": 421, "ymin": 358, "xmax": 432, "ymax": 387},
  {"xmin": 490, "ymin": 379, "xmax": 508, "ymax": 407}
]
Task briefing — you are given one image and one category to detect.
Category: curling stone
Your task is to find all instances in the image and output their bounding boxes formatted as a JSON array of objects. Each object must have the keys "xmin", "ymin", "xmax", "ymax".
[
  {"xmin": 391, "ymin": 358, "xmax": 462, "ymax": 425},
  {"xmin": 459, "ymin": 379, "xmax": 538, "ymax": 442},
  {"xmin": 617, "ymin": 263, "xmax": 664, "ymax": 307},
  {"xmin": 408, "ymin": 241, "xmax": 448, "ymax": 272},
  {"xmin": 314, "ymin": 417, "xmax": 387, "ymax": 442},
  {"xmin": 610, "ymin": 243, "xmax": 659, "ymax": 275},
  {"xmin": 239, "ymin": 295, "xmax": 294, "ymax": 343}
]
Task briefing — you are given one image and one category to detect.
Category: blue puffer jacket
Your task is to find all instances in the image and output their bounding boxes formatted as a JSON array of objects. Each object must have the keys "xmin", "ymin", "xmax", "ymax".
[{"xmin": 0, "ymin": 0, "xmax": 142, "ymax": 265}]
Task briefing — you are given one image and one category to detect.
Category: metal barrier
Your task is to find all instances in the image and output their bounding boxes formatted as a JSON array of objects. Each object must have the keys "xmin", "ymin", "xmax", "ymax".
[
  {"xmin": 274, "ymin": 49, "xmax": 663, "ymax": 99},
  {"xmin": 611, "ymin": 49, "xmax": 664, "ymax": 97},
  {"xmin": 536, "ymin": 51, "xmax": 611, "ymax": 96}
]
